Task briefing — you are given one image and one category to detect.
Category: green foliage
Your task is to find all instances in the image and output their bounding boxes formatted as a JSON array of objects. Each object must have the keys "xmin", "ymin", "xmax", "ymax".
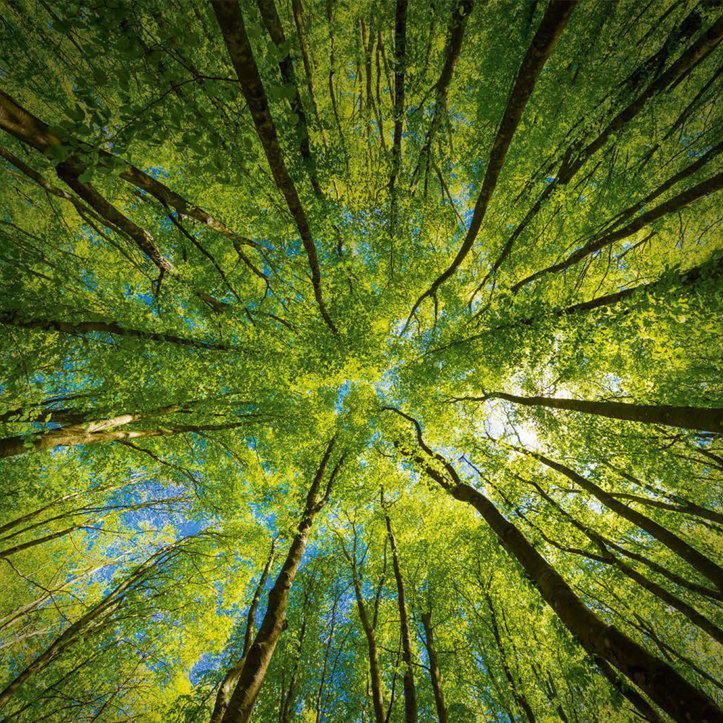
[{"xmin": 0, "ymin": 0, "xmax": 721, "ymax": 721}]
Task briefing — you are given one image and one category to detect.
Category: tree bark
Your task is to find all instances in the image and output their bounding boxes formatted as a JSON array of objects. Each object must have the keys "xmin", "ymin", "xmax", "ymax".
[
  {"xmin": 408, "ymin": 0, "xmax": 577, "ymax": 316},
  {"xmin": 413, "ymin": 0, "xmax": 473, "ymax": 186},
  {"xmin": 482, "ymin": 11, "xmax": 723, "ymax": 282},
  {"xmin": 512, "ymin": 172, "xmax": 723, "ymax": 292},
  {"xmin": 483, "ymin": 592, "xmax": 536, "ymax": 722},
  {"xmin": 0, "ymin": 91, "xmax": 255, "ymax": 251},
  {"xmin": 420, "ymin": 612, "xmax": 449, "ymax": 723},
  {"xmin": 0, "ymin": 408, "xmax": 258, "ymax": 459},
  {"xmin": 0, "ymin": 91, "xmax": 227, "ymax": 311},
  {"xmin": 0, "ymin": 310, "xmax": 239, "ymax": 352},
  {"xmin": 340, "ymin": 535, "xmax": 387, "ymax": 723},
  {"xmin": 385, "ymin": 407, "xmax": 723, "ymax": 723},
  {"xmin": 382, "ymin": 493, "xmax": 417, "ymax": 723},
  {"xmin": 517, "ymin": 486, "xmax": 723, "ymax": 645},
  {"xmin": 210, "ymin": 537, "xmax": 278, "ymax": 723},
  {"xmin": 461, "ymin": 390, "xmax": 723, "ymax": 435},
  {"xmin": 0, "ymin": 537, "xmax": 192, "ymax": 711},
  {"xmin": 388, "ymin": 0, "xmax": 408, "ymax": 257},
  {"xmin": 255, "ymin": 0, "xmax": 321, "ymax": 195},
  {"xmin": 521, "ymin": 447, "xmax": 723, "ymax": 593},
  {"xmin": 432, "ymin": 256, "xmax": 723, "ymax": 357},
  {"xmin": 220, "ymin": 436, "xmax": 342, "ymax": 722},
  {"xmin": 212, "ymin": 0, "xmax": 337, "ymax": 333}
]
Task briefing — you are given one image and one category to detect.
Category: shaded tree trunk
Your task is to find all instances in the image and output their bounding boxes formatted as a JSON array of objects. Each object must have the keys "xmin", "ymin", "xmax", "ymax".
[
  {"xmin": 432, "ymin": 256, "xmax": 723, "ymax": 357},
  {"xmin": 212, "ymin": 0, "xmax": 337, "ymax": 333},
  {"xmin": 220, "ymin": 436, "xmax": 342, "ymax": 722},
  {"xmin": 210, "ymin": 537, "xmax": 278, "ymax": 723},
  {"xmin": 594, "ymin": 658, "xmax": 664, "ymax": 723},
  {"xmin": 459, "ymin": 390, "xmax": 723, "ymax": 435},
  {"xmin": 408, "ymin": 0, "xmax": 577, "ymax": 315},
  {"xmin": 0, "ymin": 407, "xmax": 259, "ymax": 459},
  {"xmin": 484, "ymin": 11, "xmax": 723, "ymax": 281},
  {"xmin": 420, "ymin": 611, "xmax": 449, "ymax": 723},
  {"xmin": 483, "ymin": 592, "xmax": 536, "ymax": 722},
  {"xmin": 255, "ymin": 0, "xmax": 321, "ymax": 195},
  {"xmin": 339, "ymin": 535, "xmax": 387, "ymax": 723},
  {"xmin": 520, "ymin": 447, "xmax": 723, "ymax": 592},
  {"xmin": 0, "ymin": 537, "xmax": 193, "ymax": 711},
  {"xmin": 413, "ymin": 0, "xmax": 473, "ymax": 187},
  {"xmin": 388, "ymin": 0, "xmax": 408, "ymax": 263},
  {"xmin": 382, "ymin": 493, "xmax": 417, "ymax": 723},
  {"xmin": 0, "ymin": 310, "xmax": 240, "ymax": 352},
  {"xmin": 0, "ymin": 92, "xmax": 255, "ymax": 251},
  {"xmin": 384, "ymin": 407, "xmax": 723, "ymax": 723},
  {"xmin": 279, "ymin": 607, "xmax": 307, "ymax": 723},
  {"xmin": 512, "ymin": 172, "xmax": 723, "ymax": 292}
]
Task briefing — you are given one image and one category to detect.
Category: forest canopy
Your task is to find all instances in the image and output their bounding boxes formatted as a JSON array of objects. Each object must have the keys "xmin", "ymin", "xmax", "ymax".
[{"xmin": 0, "ymin": 0, "xmax": 722, "ymax": 721}]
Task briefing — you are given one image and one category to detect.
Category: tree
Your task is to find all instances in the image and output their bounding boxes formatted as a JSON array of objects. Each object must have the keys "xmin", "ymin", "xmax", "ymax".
[{"xmin": 1, "ymin": 1, "xmax": 722, "ymax": 722}]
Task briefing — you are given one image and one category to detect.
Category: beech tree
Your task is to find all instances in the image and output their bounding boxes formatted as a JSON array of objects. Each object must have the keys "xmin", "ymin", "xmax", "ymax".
[{"xmin": 1, "ymin": 1, "xmax": 722, "ymax": 722}]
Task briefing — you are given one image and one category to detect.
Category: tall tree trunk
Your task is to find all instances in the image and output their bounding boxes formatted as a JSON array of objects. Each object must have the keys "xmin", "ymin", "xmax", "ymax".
[
  {"xmin": 519, "ymin": 447, "xmax": 723, "ymax": 593},
  {"xmin": 512, "ymin": 172, "xmax": 723, "ymax": 292},
  {"xmin": 420, "ymin": 612, "xmax": 449, "ymax": 723},
  {"xmin": 0, "ymin": 310, "xmax": 239, "ymax": 352},
  {"xmin": 484, "ymin": 11, "xmax": 723, "ymax": 281},
  {"xmin": 459, "ymin": 390, "xmax": 723, "ymax": 435},
  {"xmin": 210, "ymin": 537, "xmax": 278, "ymax": 723},
  {"xmin": 515, "ymin": 487, "xmax": 723, "ymax": 645},
  {"xmin": 290, "ymin": 0, "xmax": 328, "ymax": 151},
  {"xmin": 0, "ymin": 92, "xmax": 255, "ymax": 251},
  {"xmin": 483, "ymin": 592, "xmax": 536, "ymax": 722},
  {"xmin": 314, "ymin": 590, "xmax": 341, "ymax": 722},
  {"xmin": 593, "ymin": 658, "xmax": 664, "ymax": 723},
  {"xmin": 279, "ymin": 607, "xmax": 307, "ymax": 723},
  {"xmin": 384, "ymin": 407, "xmax": 723, "ymax": 723},
  {"xmin": 220, "ymin": 436, "xmax": 342, "ymax": 723},
  {"xmin": 434, "ymin": 256, "xmax": 723, "ymax": 357},
  {"xmin": 382, "ymin": 493, "xmax": 417, "ymax": 723},
  {"xmin": 0, "ymin": 92, "xmax": 228, "ymax": 312},
  {"xmin": 408, "ymin": 0, "xmax": 577, "ymax": 316},
  {"xmin": 413, "ymin": 0, "xmax": 473, "ymax": 187},
  {"xmin": 255, "ymin": 0, "xmax": 321, "ymax": 196},
  {"xmin": 339, "ymin": 537, "xmax": 387, "ymax": 723},
  {"xmin": 0, "ymin": 407, "xmax": 258, "ymax": 459},
  {"xmin": 0, "ymin": 537, "xmax": 192, "ymax": 711},
  {"xmin": 388, "ymin": 0, "xmax": 408, "ymax": 267},
  {"xmin": 212, "ymin": 0, "xmax": 337, "ymax": 333}
]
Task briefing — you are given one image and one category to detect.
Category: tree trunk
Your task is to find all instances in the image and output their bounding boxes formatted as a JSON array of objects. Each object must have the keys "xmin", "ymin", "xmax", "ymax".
[
  {"xmin": 220, "ymin": 436, "xmax": 342, "ymax": 722},
  {"xmin": 421, "ymin": 612, "xmax": 449, "ymax": 723},
  {"xmin": 210, "ymin": 537, "xmax": 278, "ymax": 723},
  {"xmin": 0, "ymin": 310, "xmax": 239, "ymax": 352},
  {"xmin": 279, "ymin": 607, "xmax": 307, "ymax": 723},
  {"xmin": 0, "ymin": 91, "xmax": 254, "ymax": 250},
  {"xmin": 474, "ymin": 390, "xmax": 723, "ymax": 435},
  {"xmin": 593, "ymin": 658, "xmax": 664, "ymax": 723},
  {"xmin": 437, "ymin": 256, "xmax": 723, "ymax": 357},
  {"xmin": 343, "ymin": 549, "xmax": 386, "ymax": 723},
  {"xmin": 255, "ymin": 0, "xmax": 320, "ymax": 195},
  {"xmin": 523, "ymin": 447, "xmax": 723, "ymax": 592},
  {"xmin": 385, "ymin": 408, "xmax": 723, "ymax": 722},
  {"xmin": 512, "ymin": 172, "xmax": 723, "ymax": 292},
  {"xmin": 449, "ymin": 479, "xmax": 722, "ymax": 722},
  {"xmin": 484, "ymin": 592, "xmax": 536, "ymax": 722},
  {"xmin": 212, "ymin": 0, "xmax": 337, "ymax": 333},
  {"xmin": 0, "ymin": 537, "xmax": 190, "ymax": 711},
  {"xmin": 388, "ymin": 0, "xmax": 408, "ymax": 257},
  {"xmin": 0, "ymin": 410, "xmax": 256, "ymax": 459},
  {"xmin": 483, "ymin": 12, "xmax": 723, "ymax": 283},
  {"xmin": 409, "ymin": 0, "xmax": 577, "ymax": 311},
  {"xmin": 382, "ymin": 494, "xmax": 417, "ymax": 723}
]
